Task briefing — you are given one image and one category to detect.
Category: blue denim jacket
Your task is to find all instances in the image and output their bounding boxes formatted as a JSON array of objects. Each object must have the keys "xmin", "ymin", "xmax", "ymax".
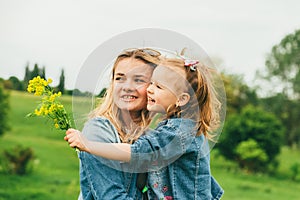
[
  {"xmin": 78, "ymin": 117, "xmax": 142, "ymax": 200},
  {"xmin": 130, "ymin": 118, "xmax": 224, "ymax": 200}
]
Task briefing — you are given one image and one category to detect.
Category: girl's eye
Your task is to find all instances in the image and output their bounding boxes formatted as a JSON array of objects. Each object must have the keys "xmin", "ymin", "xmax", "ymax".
[
  {"xmin": 155, "ymin": 83, "xmax": 163, "ymax": 89},
  {"xmin": 150, "ymin": 81, "xmax": 162, "ymax": 89},
  {"xmin": 156, "ymin": 84, "xmax": 162, "ymax": 89}
]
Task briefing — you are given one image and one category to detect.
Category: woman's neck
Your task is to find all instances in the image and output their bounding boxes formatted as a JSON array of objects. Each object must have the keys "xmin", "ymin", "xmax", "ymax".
[{"xmin": 120, "ymin": 110, "xmax": 141, "ymax": 128}]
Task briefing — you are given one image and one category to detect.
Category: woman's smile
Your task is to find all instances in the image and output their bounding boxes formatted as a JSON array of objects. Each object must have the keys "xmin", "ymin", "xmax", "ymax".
[{"xmin": 120, "ymin": 94, "xmax": 138, "ymax": 101}]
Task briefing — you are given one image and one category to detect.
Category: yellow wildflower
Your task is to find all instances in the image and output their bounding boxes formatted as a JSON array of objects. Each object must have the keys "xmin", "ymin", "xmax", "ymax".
[
  {"xmin": 34, "ymin": 109, "xmax": 41, "ymax": 116},
  {"xmin": 49, "ymin": 94, "xmax": 56, "ymax": 102},
  {"xmin": 54, "ymin": 123, "xmax": 59, "ymax": 129},
  {"xmin": 27, "ymin": 76, "xmax": 72, "ymax": 130},
  {"xmin": 26, "ymin": 76, "xmax": 77, "ymax": 150}
]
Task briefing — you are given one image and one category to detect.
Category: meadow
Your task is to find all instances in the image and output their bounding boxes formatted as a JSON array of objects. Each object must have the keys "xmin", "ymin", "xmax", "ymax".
[{"xmin": 0, "ymin": 91, "xmax": 299, "ymax": 199}]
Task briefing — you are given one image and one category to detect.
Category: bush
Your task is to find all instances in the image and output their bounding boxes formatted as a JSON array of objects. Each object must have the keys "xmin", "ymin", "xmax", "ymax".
[
  {"xmin": 3, "ymin": 145, "xmax": 35, "ymax": 175},
  {"xmin": 235, "ymin": 139, "xmax": 268, "ymax": 172},
  {"xmin": 290, "ymin": 162, "xmax": 300, "ymax": 181},
  {"xmin": 0, "ymin": 84, "xmax": 10, "ymax": 136},
  {"xmin": 218, "ymin": 105, "xmax": 285, "ymax": 172}
]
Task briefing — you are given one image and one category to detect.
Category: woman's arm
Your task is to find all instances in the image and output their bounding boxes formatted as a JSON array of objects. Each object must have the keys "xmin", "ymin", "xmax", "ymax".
[{"xmin": 65, "ymin": 128, "xmax": 131, "ymax": 162}]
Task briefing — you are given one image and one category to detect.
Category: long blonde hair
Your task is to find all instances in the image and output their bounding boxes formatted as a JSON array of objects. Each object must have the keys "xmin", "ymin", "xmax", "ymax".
[
  {"xmin": 161, "ymin": 58, "xmax": 221, "ymax": 140},
  {"xmin": 89, "ymin": 48, "xmax": 160, "ymax": 143}
]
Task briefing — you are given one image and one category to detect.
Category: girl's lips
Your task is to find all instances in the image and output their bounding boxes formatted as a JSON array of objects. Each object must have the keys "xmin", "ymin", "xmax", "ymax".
[{"xmin": 147, "ymin": 96, "xmax": 155, "ymax": 105}]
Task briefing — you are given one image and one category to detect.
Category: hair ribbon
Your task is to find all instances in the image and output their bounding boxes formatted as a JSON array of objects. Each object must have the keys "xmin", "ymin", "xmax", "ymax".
[{"xmin": 184, "ymin": 59, "xmax": 199, "ymax": 71}]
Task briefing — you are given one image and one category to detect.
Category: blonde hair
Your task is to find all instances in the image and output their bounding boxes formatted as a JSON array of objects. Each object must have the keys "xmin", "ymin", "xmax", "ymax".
[
  {"xmin": 160, "ymin": 57, "xmax": 221, "ymax": 140},
  {"xmin": 89, "ymin": 48, "xmax": 160, "ymax": 143}
]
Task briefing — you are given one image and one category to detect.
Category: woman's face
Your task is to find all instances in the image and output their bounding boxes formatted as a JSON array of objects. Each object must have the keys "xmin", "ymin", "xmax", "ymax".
[{"xmin": 113, "ymin": 58, "xmax": 153, "ymax": 112}]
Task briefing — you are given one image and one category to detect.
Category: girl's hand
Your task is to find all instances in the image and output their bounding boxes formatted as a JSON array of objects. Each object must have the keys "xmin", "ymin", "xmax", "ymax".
[{"xmin": 64, "ymin": 128, "xmax": 90, "ymax": 152}]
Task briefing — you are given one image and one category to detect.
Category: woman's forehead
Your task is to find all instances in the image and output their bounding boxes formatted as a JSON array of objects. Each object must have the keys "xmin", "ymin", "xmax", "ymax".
[{"xmin": 115, "ymin": 58, "xmax": 153, "ymax": 76}]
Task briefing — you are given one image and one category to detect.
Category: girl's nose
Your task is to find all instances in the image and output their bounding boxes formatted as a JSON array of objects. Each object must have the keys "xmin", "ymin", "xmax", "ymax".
[{"xmin": 147, "ymin": 84, "xmax": 154, "ymax": 94}]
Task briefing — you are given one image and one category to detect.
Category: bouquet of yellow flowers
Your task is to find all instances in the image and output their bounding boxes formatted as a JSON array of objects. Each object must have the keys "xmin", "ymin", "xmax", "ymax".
[{"xmin": 26, "ymin": 76, "xmax": 72, "ymax": 130}]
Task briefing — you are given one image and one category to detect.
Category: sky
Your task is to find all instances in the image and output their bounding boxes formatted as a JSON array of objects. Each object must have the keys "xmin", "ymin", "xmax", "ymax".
[{"xmin": 0, "ymin": 0, "xmax": 300, "ymax": 90}]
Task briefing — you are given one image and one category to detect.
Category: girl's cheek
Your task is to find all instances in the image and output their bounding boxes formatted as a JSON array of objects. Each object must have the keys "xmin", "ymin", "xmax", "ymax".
[{"xmin": 139, "ymin": 85, "xmax": 149, "ymax": 96}]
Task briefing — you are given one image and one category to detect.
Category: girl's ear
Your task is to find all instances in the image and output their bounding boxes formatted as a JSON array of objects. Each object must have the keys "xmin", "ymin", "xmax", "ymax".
[{"xmin": 177, "ymin": 93, "xmax": 190, "ymax": 107}]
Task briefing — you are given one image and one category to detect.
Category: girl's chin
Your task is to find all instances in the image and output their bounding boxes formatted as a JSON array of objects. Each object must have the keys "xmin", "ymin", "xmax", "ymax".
[
  {"xmin": 146, "ymin": 104, "xmax": 152, "ymax": 110},
  {"xmin": 147, "ymin": 105, "xmax": 164, "ymax": 113}
]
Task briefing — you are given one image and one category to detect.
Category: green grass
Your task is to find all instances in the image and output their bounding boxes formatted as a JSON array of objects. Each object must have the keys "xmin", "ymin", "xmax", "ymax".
[
  {"xmin": 0, "ymin": 91, "xmax": 80, "ymax": 200},
  {"xmin": 1, "ymin": 91, "xmax": 300, "ymax": 199},
  {"xmin": 211, "ymin": 152, "xmax": 300, "ymax": 199},
  {"xmin": 210, "ymin": 145, "xmax": 300, "ymax": 199}
]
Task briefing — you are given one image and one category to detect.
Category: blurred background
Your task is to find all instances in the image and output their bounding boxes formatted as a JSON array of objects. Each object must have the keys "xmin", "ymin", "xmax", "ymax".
[{"xmin": 0, "ymin": 0, "xmax": 300, "ymax": 199}]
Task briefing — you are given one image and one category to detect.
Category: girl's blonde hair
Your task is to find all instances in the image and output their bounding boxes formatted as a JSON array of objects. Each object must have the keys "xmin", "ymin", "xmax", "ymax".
[
  {"xmin": 161, "ymin": 58, "xmax": 221, "ymax": 140},
  {"xmin": 89, "ymin": 48, "xmax": 160, "ymax": 143}
]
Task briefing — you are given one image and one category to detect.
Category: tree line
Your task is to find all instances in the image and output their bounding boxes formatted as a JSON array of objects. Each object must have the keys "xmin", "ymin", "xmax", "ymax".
[
  {"xmin": 0, "ymin": 63, "xmax": 105, "ymax": 97},
  {"xmin": 0, "ymin": 63, "xmax": 66, "ymax": 94},
  {"xmin": 217, "ymin": 29, "xmax": 300, "ymax": 173},
  {"xmin": 0, "ymin": 29, "xmax": 300, "ymax": 174}
]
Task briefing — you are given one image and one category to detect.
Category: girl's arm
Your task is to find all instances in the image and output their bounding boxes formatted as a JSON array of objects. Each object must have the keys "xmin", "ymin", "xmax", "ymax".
[
  {"xmin": 65, "ymin": 128, "xmax": 131, "ymax": 162},
  {"xmin": 65, "ymin": 119, "xmax": 195, "ymax": 167}
]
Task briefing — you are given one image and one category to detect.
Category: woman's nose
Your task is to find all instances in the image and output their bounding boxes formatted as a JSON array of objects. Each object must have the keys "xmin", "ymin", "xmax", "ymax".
[{"xmin": 122, "ymin": 80, "xmax": 135, "ymax": 92}]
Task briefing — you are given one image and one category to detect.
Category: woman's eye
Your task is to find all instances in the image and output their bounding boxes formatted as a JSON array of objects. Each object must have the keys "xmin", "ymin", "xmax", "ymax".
[
  {"xmin": 135, "ymin": 79, "xmax": 146, "ymax": 83},
  {"xmin": 115, "ymin": 77, "xmax": 124, "ymax": 81}
]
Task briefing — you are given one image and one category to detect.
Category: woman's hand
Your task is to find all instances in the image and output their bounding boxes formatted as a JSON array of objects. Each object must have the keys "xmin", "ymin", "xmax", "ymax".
[{"xmin": 64, "ymin": 128, "xmax": 90, "ymax": 152}]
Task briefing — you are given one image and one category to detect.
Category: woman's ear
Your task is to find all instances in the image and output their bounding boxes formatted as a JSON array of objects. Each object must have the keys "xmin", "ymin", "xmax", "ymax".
[{"xmin": 177, "ymin": 93, "xmax": 190, "ymax": 107}]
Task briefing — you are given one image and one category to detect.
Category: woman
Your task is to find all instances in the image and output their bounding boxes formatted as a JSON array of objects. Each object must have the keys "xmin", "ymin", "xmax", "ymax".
[
  {"xmin": 77, "ymin": 48, "xmax": 160, "ymax": 199},
  {"xmin": 68, "ymin": 57, "xmax": 224, "ymax": 199}
]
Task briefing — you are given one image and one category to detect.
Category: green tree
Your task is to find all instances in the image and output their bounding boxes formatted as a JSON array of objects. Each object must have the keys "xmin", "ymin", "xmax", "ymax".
[
  {"xmin": 3, "ymin": 80, "xmax": 13, "ymax": 89},
  {"xmin": 97, "ymin": 88, "xmax": 107, "ymax": 98},
  {"xmin": 222, "ymin": 73, "xmax": 258, "ymax": 115},
  {"xmin": 258, "ymin": 29, "xmax": 300, "ymax": 147},
  {"xmin": 260, "ymin": 93, "xmax": 300, "ymax": 147},
  {"xmin": 57, "ymin": 69, "xmax": 65, "ymax": 94},
  {"xmin": 0, "ymin": 84, "xmax": 10, "ymax": 136},
  {"xmin": 31, "ymin": 63, "xmax": 40, "ymax": 80},
  {"xmin": 24, "ymin": 63, "xmax": 31, "ymax": 83},
  {"xmin": 263, "ymin": 29, "xmax": 300, "ymax": 99},
  {"xmin": 218, "ymin": 105, "xmax": 285, "ymax": 172},
  {"xmin": 41, "ymin": 66, "xmax": 46, "ymax": 79},
  {"xmin": 8, "ymin": 76, "xmax": 24, "ymax": 91},
  {"xmin": 23, "ymin": 63, "xmax": 46, "ymax": 90}
]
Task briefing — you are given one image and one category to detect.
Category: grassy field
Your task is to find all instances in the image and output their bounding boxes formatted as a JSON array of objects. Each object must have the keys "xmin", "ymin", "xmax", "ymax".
[
  {"xmin": 0, "ymin": 91, "xmax": 80, "ymax": 200},
  {"xmin": 0, "ymin": 91, "xmax": 300, "ymax": 199}
]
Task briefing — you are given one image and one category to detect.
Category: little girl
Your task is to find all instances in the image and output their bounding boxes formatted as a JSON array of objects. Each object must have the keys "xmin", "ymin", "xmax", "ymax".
[{"xmin": 65, "ymin": 57, "xmax": 224, "ymax": 200}]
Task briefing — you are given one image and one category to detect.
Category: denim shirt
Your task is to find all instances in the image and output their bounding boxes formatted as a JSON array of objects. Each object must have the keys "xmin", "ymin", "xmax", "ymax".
[
  {"xmin": 78, "ymin": 117, "xmax": 142, "ymax": 200},
  {"xmin": 130, "ymin": 118, "xmax": 224, "ymax": 200}
]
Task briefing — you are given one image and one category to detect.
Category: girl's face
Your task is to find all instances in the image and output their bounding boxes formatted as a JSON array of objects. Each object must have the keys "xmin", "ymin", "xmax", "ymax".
[
  {"xmin": 147, "ymin": 65, "xmax": 187, "ymax": 113},
  {"xmin": 113, "ymin": 58, "xmax": 153, "ymax": 112}
]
